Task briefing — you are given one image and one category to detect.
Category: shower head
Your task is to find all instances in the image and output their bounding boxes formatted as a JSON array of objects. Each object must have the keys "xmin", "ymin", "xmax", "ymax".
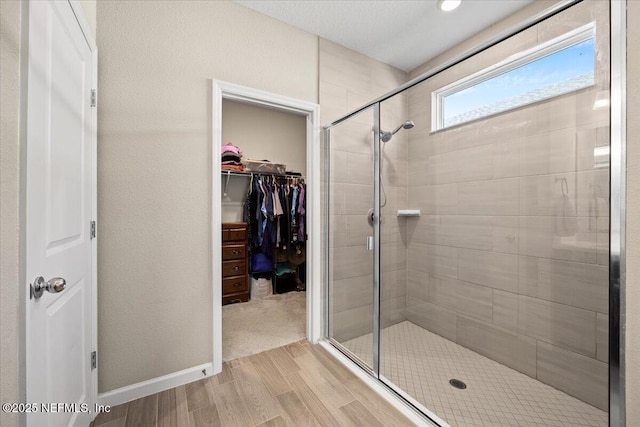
[
  {"xmin": 380, "ymin": 120, "xmax": 415, "ymax": 142},
  {"xmin": 400, "ymin": 120, "xmax": 415, "ymax": 130}
]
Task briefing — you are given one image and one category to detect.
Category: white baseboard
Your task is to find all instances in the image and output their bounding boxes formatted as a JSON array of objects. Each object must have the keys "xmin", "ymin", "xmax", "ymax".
[
  {"xmin": 318, "ymin": 341, "xmax": 445, "ymax": 427},
  {"xmin": 97, "ymin": 362, "xmax": 213, "ymax": 408}
]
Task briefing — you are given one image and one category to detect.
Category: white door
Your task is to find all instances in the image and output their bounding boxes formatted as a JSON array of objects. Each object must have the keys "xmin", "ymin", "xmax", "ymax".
[{"xmin": 25, "ymin": 1, "xmax": 95, "ymax": 426}]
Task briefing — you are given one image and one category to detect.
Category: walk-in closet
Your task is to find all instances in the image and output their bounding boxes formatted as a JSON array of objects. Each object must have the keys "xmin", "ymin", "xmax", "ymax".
[{"xmin": 219, "ymin": 99, "xmax": 308, "ymax": 361}]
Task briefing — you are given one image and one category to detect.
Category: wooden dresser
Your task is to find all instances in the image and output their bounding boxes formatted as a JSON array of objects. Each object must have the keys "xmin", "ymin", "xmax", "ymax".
[{"xmin": 222, "ymin": 222, "xmax": 250, "ymax": 304}]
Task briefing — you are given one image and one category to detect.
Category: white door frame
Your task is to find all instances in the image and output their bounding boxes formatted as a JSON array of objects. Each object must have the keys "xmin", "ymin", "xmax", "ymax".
[
  {"xmin": 20, "ymin": 0, "xmax": 98, "ymax": 421},
  {"xmin": 211, "ymin": 80, "xmax": 321, "ymax": 373}
]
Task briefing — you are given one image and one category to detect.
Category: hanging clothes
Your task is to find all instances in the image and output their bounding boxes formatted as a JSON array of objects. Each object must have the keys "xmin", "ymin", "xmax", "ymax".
[
  {"xmin": 273, "ymin": 183, "xmax": 284, "ymax": 246},
  {"xmin": 243, "ymin": 175, "xmax": 255, "ymax": 258},
  {"xmin": 290, "ymin": 185, "xmax": 299, "ymax": 244},
  {"xmin": 297, "ymin": 183, "xmax": 305, "ymax": 243},
  {"xmin": 261, "ymin": 180, "xmax": 273, "ymax": 256},
  {"xmin": 242, "ymin": 174, "xmax": 306, "ymax": 275},
  {"xmin": 278, "ymin": 184, "xmax": 290, "ymax": 249},
  {"xmin": 256, "ymin": 179, "xmax": 265, "ymax": 246}
]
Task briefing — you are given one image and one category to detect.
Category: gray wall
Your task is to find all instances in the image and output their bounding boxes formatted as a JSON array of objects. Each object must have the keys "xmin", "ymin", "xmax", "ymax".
[
  {"xmin": 405, "ymin": 0, "xmax": 609, "ymax": 410},
  {"xmin": 96, "ymin": 0, "xmax": 318, "ymax": 393}
]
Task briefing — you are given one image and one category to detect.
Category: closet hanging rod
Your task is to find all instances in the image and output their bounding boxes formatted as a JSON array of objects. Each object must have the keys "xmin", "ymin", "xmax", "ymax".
[{"xmin": 220, "ymin": 170, "xmax": 305, "ymax": 179}]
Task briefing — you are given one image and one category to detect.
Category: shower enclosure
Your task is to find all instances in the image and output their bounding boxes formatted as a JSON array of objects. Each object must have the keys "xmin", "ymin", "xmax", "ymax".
[{"xmin": 323, "ymin": 1, "xmax": 619, "ymax": 425}]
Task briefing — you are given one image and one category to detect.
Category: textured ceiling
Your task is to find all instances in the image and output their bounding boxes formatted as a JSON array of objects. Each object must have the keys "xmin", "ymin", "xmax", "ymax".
[{"xmin": 234, "ymin": 0, "xmax": 534, "ymax": 72}]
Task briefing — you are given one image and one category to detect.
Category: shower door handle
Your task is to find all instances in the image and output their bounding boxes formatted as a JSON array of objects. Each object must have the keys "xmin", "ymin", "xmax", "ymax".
[{"xmin": 366, "ymin": 236, "xmax": 374, "ymax": 251}]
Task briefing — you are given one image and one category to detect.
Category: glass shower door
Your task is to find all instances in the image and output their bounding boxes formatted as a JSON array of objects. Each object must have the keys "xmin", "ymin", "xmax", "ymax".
[
  {"xmin": 377, "ymin": 2, "xmax": 610, "ymax": 425},
  {"xmin": 325, "ymin": 106, "xmax": 377, "ymax": 369},
  {"xmin": 322, "ymin": 1, "xmax": 612, "ymax": 425}
]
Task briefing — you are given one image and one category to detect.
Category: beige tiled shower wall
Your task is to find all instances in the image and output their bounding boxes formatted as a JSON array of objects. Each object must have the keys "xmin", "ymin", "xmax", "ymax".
[
  {"xmin": 319, "ymin": 39, "xmax": 409, "ymax": 344},
  {"xmin": 405, "ymin": 1, "xmax": 609, "ymax": 410}
]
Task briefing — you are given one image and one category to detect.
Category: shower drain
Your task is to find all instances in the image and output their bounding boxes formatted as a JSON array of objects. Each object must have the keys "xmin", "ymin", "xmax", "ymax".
[{"xmin": 449, "ymin": 379, "xmax": 467, "ymax": 389}]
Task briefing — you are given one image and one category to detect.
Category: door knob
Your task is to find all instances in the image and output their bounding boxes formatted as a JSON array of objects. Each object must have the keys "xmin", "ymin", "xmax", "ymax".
[{"xmin": 30, "ymin": 276, "xmax": 66, "ymax": 299}]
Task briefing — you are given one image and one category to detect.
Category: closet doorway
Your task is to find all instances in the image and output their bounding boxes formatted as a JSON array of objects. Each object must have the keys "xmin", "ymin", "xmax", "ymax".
[{"xmin": 211, "ymin": 81, "xmax": 321, "ymax": 375}]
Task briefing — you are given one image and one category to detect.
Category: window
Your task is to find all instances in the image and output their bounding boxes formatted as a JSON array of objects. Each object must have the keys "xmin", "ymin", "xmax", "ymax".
[{"xmin": 432, "ymin": 23, "xmax": 596, "ymax": 131}]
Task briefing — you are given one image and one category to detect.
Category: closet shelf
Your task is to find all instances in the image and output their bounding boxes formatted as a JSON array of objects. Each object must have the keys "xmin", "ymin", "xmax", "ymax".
[{"xmin": 221, "ymin": 170, "xmax": 305, "ymax": 179}]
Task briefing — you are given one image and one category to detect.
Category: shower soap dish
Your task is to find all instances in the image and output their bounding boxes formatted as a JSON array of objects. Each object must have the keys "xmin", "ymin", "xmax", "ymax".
[{"xmin": 396, "ymin": 209, "xmax": 421, "ymax": 217}]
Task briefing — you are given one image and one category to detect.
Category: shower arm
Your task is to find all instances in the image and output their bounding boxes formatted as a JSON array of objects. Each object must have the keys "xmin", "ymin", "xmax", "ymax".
[{"xmin": 390, "ymin": 123, "xmax": 405, "ymax": 135}]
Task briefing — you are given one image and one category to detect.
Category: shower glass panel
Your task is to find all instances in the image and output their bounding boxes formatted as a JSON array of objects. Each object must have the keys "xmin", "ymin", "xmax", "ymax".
[
  {"xmin": 326, "ymin": 106, "xmax": 376, "ymax": 369},
  {"xmin": 324, "ymin": 1, "xmax": 612, "ymax": 425},
  {"xmin": 377, "ymin": 1, "xmax": 610, "ymax": 425}
]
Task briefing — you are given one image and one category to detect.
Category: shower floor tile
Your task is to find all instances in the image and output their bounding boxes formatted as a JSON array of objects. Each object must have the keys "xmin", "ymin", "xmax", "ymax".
[{"xmin": 342, "ymin": 321, "xmax": 607, "ymax": 427}]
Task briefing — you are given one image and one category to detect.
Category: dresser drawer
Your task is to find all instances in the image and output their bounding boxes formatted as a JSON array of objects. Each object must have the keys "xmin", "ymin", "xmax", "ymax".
[
  {"xmin": 223, "ymin": 227, "xmax": 247, "ymax": 243},
  {"xmin": 221, "ymin": 223, "xmax": 249, "ymax": 305},
  {"xmin": 222, "ymin": 276, "xmax": 248, "ymax": 294},
  {"xmin": 222, "ymin": 244, "xmax": 246, "ymax": 261},
  {"xmin": 222, "ymin": 259, "xmax": 246, "ymax": 277},
  {"xmin": 222, "ymin": 292, "xmax": 249, "ymax": 305}
]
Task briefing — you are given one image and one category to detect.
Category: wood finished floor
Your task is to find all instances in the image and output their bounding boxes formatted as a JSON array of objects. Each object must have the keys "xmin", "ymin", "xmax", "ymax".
[{"xmin": 92, "ymin": 340, "xmax": 413, "ymax": 427}]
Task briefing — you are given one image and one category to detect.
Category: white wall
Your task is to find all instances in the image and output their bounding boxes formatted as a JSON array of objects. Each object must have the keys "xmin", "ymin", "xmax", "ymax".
[
  {"xmin": 0, "ymin": 2, "xmax": 22, "ymax": 426},
  {"xmin": 96, "ymin": 0, "xmax": 318, "ymax": 393}
]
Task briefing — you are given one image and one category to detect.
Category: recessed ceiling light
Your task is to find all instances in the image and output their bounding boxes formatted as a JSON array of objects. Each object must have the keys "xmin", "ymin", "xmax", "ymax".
[{"xmin": 437, "ymin": 0, "xmax": 462, "ymax": 12}]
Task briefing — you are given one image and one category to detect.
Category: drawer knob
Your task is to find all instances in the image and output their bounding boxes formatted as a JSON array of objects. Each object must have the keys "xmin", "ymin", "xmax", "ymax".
[
  {"xmin": 234, "ymin": 266, "xmax": 240, "ymax": 271},
  {"xmin": 233, "ymin": 250, "xmax": 241, "ymax": 255},
  {"xmin": 233, "ymin": 282, "xmax": 241, "ymax": 287}
]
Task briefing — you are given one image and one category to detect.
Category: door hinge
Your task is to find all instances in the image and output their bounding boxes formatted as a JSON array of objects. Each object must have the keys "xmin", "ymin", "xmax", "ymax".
[
  {"xmin": 90, "ymin": 89, "xmax": 97, "ymax": 107},
  {"xmin": 91, "ymin": 351, "xmax": 97, "ymax": 370},
  {"xmin": 90, "ymin": 221, "xmax": 96, "ymax": 239}
]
